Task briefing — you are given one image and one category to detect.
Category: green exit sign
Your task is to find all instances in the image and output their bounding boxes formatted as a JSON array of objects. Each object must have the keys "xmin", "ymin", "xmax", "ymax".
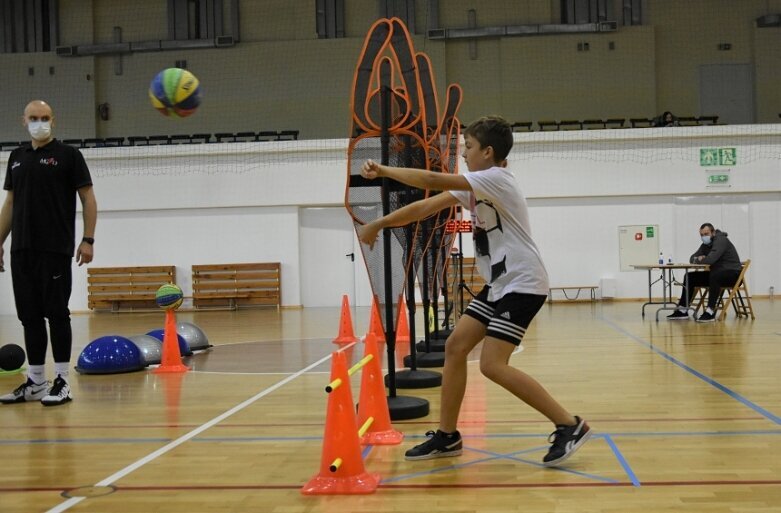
[
  {"xmin": 708, "ymin": 174, "xmax": 730, "ymax": 184},
  {"xmin": 700, "ymin": 148, "xmax": 737, "ymax": 166}
]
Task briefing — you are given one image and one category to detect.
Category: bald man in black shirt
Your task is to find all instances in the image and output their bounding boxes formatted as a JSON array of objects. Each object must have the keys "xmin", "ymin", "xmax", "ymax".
[{"xmin": 0, "ymin": 100, "xmax": 97, "ymax": 406}]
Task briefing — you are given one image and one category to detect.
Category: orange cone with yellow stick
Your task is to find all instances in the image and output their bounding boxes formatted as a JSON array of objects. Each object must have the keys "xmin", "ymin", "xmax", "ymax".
[
  {"xmin": 357, "ymin": 334, "xmax": 404, "ymax": 445},
  {"xmin": 302, "ymin": 350, "xmax": 380, "ymax": 495}
]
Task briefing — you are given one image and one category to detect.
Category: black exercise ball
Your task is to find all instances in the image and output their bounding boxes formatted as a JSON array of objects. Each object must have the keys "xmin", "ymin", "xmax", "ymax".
[{"xmin": 0, "ymin": 344, "xmax": 26, "ymax": 371}]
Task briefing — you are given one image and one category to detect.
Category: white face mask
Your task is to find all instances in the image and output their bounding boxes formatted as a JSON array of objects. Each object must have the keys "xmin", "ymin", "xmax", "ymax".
[
  {"xmin": 27, "ymin": 121, "xmax": 52, "ymax": 141},
  {"xmin": 701, "ymin": 235, "xmax": 712, "ymax": 245}
]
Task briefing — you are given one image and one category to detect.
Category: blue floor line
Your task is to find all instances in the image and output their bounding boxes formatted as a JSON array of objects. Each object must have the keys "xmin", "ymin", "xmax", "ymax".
[
  {"xmin": 465, "ymin": 445, "xmax": 619, "ymax": 484},
  {"xmin": 3, "ymin": 429, "xmax": 780, "ymax": 446},
  {"xmin": 380, "ymin": 445, "xmax": 550, "ymax": 484},
  {"xmin": 601, "ymin": 316, "xmax": 781, "ymax": 425},
  {"xmin": 603, "ymin": 434, "xmax": 641, "ymax": 487},
  {"xmin": 381, "ymin": 445, "xmax": 617, "ymax": 485}
]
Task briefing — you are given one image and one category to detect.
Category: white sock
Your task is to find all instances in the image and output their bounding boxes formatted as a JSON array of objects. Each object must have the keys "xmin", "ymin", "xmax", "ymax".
[
  {"xmin": 54, "ymin": 362, "xmax": 70, "ymax": 381},
  {"xmin": 27, "ymin": 365, "xmax": 46, "ymax": 385},
  {"xmin": 678, "ymin": 306, "xmax": 688, "ymax": 313},
  {"xmin": 705, "ymin": 307, "xmax": 714, "ymax": 315}
]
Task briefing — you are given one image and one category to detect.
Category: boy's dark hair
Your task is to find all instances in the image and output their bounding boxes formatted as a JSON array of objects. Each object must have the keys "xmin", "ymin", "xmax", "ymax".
[
  {"xmin": 464, "ymin": 116, "xmax": 513, "ymax": 162},
  {"xmin": 700, "ymin": 223, "xmax": 715, "ymax": 231}
]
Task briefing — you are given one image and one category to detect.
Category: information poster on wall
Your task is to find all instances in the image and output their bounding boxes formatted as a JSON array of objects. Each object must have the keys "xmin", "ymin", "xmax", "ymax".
[{"xmin": 619, "ymin": 225, "xmax": 660, "ymax": 272}]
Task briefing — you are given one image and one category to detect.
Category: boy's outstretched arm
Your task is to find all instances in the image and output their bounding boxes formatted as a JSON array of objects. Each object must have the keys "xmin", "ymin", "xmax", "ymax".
[
  {"xmin": 362, "ymin": 159, "xmax": 471, "ymax": 192},
  {"xmin": 357, "ymin": 192, "xmax": 460, "ymax": 250}
]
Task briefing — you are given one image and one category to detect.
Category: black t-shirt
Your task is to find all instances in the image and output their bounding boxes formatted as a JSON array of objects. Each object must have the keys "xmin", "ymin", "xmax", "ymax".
[{"xmin": 4, "ymin": 140, "xmax": 93, "ymax": 256}]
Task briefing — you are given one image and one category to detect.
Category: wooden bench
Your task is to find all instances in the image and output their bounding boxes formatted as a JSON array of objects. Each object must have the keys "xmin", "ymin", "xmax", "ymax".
[
  {"xmin": 445, "ymin": 257, "xmax": 486, "ymax": 321},
  {"xmin": 548, "ymin": 286, "xmax": 599, "ymax": 303},
  {"xmin": 88, "ymin": 266, "xmax": 177, "ymax": 312},
  {"xmin": 192, "ymin": 262, "xmax": 281, "ymax": 310}
]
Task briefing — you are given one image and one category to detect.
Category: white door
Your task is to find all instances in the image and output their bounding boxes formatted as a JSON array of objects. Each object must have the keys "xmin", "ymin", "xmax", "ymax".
[
  {"xmin": 699, "ymin": 64, "xmax": 755, "ymax": 124},
  {"xmin": 299, "ymin": 208, "xmax": 373, "ymax": 307}
]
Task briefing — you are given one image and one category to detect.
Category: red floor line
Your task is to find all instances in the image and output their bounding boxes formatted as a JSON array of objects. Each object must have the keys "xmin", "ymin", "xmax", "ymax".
[
  {"xmin": 3, "ymin": 480, "xmax": 781, "ymax": 493},
  {"xmin": 11, "ymin": 416, "xmax": 765, "ymax": 430}
]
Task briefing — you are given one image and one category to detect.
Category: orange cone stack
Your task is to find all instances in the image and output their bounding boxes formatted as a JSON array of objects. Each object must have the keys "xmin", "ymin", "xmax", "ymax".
[
  {"xmin": 153, "ymin": 309, "xmax": 190, "ymax": 374},
  {"xmin": 301, "ymin": 351, "xmax": 380, "ymax": 495},
  {"xmin": 357, "ymin": 335, "xmax": 404, "ymax": 445},
  {"xmin": 333, "ymin": 295, "xmax": 359, "ymax": 344},
  {"xmin": 395, "ymin": 294, "xmax": 410, "ymax": 344}
]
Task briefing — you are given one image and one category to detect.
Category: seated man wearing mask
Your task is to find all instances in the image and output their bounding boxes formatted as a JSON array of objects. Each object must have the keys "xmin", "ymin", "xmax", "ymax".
[{"xmin": 667, "ymin": 223, "xmax": 743, "ymax": 322}]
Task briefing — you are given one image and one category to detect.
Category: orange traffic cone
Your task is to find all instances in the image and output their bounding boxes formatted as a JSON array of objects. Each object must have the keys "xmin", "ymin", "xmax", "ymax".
[
  {"xmin": 301, "ymin": 351, "xmax": 380, "ymax": 495},
  {"xmin": 364, "ymin": 296, "xmax": 385, "ymax": 345},
  {"xmin": 395, "ymin": 294, "xmax": 410, "ymax": 344},
  {"xmin": 357, "ymin": 334, "xmax": 404, "ymax": 445},
  {"xmin": 153, "ymin": 309, "xmax": 190, "ymax": 374},
  {"xmin": 333, "ymin": 295, "xmax": 359, "ymax": 344}
]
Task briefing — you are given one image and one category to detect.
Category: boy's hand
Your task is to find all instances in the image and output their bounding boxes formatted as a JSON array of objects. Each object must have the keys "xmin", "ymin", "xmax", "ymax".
[
  {"xmin": 361, "ymin": 160, "xmax": 383, "ymax": 180},
  {"xmin": 357, "ymin": 221, "xmax": 382, "ymax": 250}
]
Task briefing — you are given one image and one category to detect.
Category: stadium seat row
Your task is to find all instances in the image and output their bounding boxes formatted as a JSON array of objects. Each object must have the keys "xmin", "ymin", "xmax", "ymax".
[{"xmin": 0, "ymin": 130, "xmax": 300, "ymax": 150}]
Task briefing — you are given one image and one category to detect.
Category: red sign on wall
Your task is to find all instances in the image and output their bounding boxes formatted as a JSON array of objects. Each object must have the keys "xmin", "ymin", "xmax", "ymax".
[{"xmin": 445, "ymin": 220, "xmax": 473, "ymax": 233}]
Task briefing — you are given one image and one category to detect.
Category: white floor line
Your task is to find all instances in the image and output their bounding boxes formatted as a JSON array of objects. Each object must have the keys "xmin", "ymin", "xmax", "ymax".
[{"xmin": 45, "ymin": 345, "xmax": 349, "ymax": 513}]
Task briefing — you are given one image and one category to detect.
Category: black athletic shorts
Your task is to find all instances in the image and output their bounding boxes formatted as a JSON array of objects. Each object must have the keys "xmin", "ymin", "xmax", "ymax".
[{"xmin": 464, "ymin": 286, "xmax": 546, "ymax": 346}]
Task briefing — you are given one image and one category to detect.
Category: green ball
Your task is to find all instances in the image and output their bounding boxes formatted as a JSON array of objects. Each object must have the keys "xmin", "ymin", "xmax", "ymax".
[{"xmin": 155, "ymin": 283, "xmax": 183, "ymax": 310}]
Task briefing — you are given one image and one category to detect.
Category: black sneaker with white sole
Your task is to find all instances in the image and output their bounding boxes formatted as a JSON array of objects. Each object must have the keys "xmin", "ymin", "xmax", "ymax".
[
  {"xmin": 405, "ymin": 430, "xmax": 463, "ymax": 461},
  {"xmin": 40, "ymin": 376, "xmax": 73, "ymax": 406},
  {"xmin": 543, "ymin": 416, "xmax": 592, "ymax": 467},
  {"xmin": 0, "ymin": 378, "xmax": 50, "ymax": 404},
  {"xmin": 696, "ymin": 311, "xmax": 716, "ymax": 323},
  {"xmin": 666, "ymin": 310, "xmax": 689, "ymax": 320}
]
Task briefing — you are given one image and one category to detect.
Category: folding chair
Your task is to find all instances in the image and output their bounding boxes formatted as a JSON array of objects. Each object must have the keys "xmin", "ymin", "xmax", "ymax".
[{"xmin": 692, "ymin": 260, "xmax": 755, "ymax": 321}]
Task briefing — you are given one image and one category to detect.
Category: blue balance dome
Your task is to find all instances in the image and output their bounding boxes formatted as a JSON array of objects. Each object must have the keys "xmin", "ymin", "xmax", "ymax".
[
  {"xmin": 145, "ymin": 329, "xmax": 192, "ymax": 356},
  {"xmin": 76, "ymin": 335, "xmax": 145, "ymax": 374}
]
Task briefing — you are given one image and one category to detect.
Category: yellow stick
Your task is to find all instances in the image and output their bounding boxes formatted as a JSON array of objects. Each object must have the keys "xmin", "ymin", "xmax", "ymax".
[
  {"xmin": 347, "ymin": 354, "xmax": 374, "ymax": 376},
  {"xmin": 358, "ymin": 417, "xmax": 375, "ymax": 437},
  {"xmin": 325, "ymin": 378, "xmax": 342, "ymax": 393},
  {"xmin": 329, "ymin": 458, "xmax": 343, "ymax": 472}
]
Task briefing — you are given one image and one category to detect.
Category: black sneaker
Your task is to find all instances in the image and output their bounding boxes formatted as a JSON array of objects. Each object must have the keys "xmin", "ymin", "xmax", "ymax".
[
  {"xmin": 40, "ymin": 376, "xmax": 73, "ymax": 406},
  {"xmin": 696, "ymin": 311, "xmax": 716, "ymax": 323},
  {"xmin": 405, "ymin": 430, "xmax": 463, "ymax": 461},
  {"xmin": 543, "ymin": 416, "xmax": 592, "ymax": 467},
  {"xmin": 666, "ymin": 310, "xmax": 689, "ymax": 320},
  {"xmin": 0, "ymin": 378, "xmax": 49, "ymax": 404}
]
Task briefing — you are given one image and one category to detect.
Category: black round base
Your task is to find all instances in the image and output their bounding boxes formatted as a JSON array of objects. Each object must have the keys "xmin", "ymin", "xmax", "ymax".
[
  {"xmin": 386, "ymin": 369, "xmax": 442, "ymax": 389},
  {"xmin": 416, "ymin": 338, "xmax": 447, "ymax": 353},
  {"xmin": 404, "ymin": 351, "xmax": 445, "ymax": 368},
  {"xmin": 387, "ymin": 394, "xmax": 430, "ymax": 420},
  {"xmin": 430, "ymin": 328, "xmax": 453, "ymax": 340}
]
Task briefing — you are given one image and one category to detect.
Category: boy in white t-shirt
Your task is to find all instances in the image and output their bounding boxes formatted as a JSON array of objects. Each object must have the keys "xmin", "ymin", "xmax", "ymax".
[{"xmin": 357, "ymin": 116, "xmax": 590, "ymax": 466}]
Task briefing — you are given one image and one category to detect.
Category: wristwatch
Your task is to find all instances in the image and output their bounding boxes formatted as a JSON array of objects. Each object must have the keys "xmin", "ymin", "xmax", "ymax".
[{"xmin": 82, "ymin": 237, "xmax": 95, "ymax": 245}]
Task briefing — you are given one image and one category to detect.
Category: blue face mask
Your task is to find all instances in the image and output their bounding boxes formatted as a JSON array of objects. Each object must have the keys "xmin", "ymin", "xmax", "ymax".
[{"xmin": 701, "ymin": 235, "xmax": 712, "ymax": 245}]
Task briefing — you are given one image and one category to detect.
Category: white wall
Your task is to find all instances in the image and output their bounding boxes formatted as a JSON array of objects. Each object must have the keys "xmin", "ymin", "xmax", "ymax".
[{"xmin": 1, "ymin": 126, "xmax": 779, "ymax": 314}]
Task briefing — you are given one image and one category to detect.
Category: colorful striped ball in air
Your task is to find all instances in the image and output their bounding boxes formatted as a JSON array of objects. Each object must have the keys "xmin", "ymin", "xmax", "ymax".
[
  {"xmin": 148, "ymin": 68, "xmax": 202, "ymax": 117},
  {"xmin": 155, "ymin": 283, "xmax": 184, "ymax": 310}
]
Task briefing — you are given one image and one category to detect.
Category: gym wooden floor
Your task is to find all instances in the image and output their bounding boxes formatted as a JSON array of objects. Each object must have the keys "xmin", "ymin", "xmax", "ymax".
[{"xmin": 1, "ymin": 299, "xmax": 780, "ymax": 513}]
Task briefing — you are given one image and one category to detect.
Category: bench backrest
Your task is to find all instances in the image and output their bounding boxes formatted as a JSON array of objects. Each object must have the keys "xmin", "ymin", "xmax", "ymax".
[
  {"xmin": 88, "ymin": 266, "xmax": 177, "ymax": 310},
  {"xmin": 192, "ymin": 262, "xmax": 281, "ymax": 309},
  {"xmin": 446, "ymin": 257, "xmax": 486, "ymax": 294}
]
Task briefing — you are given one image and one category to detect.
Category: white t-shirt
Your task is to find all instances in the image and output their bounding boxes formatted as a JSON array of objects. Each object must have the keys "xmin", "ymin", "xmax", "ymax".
[{"xmin": 450, "ymin": 166, "xmax": 549, "ymax": 301}]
